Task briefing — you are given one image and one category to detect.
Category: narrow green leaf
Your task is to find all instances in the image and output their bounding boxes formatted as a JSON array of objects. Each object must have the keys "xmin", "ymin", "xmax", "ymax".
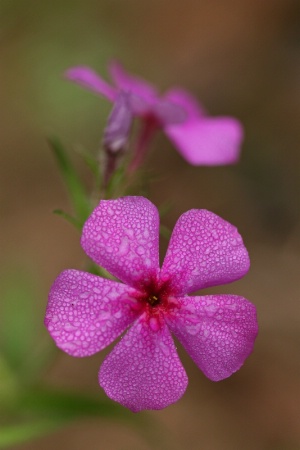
[
  {"xmin": 53, "ymin": 209, "xmax": 81, "ymax": 230},
  {"xmin": 48, "ymin": 137, "xmax": 91, "ymax": 225},
  {"xmin": 74, "ymin": 147, "xmax": 101, "ymax": 180},
  {"xmin": 86, "ymin": 262, "xmax": 116, "ymax": 280}
]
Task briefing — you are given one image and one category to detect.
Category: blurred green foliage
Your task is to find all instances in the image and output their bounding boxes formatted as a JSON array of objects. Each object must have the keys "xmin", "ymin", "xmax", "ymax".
[{"xmin": 0, "ymin": 269, "xmax": 142, "ymax": 448}]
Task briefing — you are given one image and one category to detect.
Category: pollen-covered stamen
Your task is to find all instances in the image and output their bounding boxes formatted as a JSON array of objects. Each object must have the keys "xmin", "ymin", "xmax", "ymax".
[{"xmin": 147, "ymin": 294, "xmax": 160, "ymax": 307}]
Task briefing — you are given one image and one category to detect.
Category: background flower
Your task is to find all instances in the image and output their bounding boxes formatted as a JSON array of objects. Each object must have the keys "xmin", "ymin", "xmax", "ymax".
[{"xmin": 66, "ymin": 61, "xmax": 243, "ymax": 166}]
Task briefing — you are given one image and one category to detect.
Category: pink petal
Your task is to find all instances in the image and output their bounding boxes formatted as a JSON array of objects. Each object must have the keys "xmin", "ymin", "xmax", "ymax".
[
  {"xmin": 165, "ymin": 117, "xmax": 244, "ymax": 165},
  {"xmin": 108, "ymin": 60, "xmax": 158, "ymax": 103},
  {"xmin": 163, "ymin": 87, "xmax": 206, "ymax": 120},
  {"xmin": 152, "ymin": 99, "xmax": 187, "ymax": 125},
  {"xmin": 64, "ymin": 66, "xmax": 116, "ymax": 101},
  {"xmin": 81, "ymin": 197, "xmax": 160, "ymax": 289},
  {"xmin": 99, "ymin": 318, "xmax": 188, "ymax": 412},
  {"xmin": 128, "ymin": 95, "xmax": 186, "ymax": 122},
  {"xmin": 45, "ymin": 270, "xmax": 140, "ymax": 357},
  {"xmin": 126, "ymin": 93, "xmax": 151, "ymax": 115},
  {"xmin": 161, "ymin": 209, "xmax": 250, "ymax": 295},
  {"xmin": 167, "ymin": 295, "xmax": 258, "ymax": 381}
]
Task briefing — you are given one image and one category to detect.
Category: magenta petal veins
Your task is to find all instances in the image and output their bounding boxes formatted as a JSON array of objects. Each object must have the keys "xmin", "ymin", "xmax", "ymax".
[
  {"xmin": 45, "ymin": 270, "xmax": 140, "ymax": 357},
  {"xmin": 167, "ymin": 295, "xmax": 258, "ymax": 381},
  {"xmin": 99, "ymin": 318, "xmax": 188, "ymax": 412},
  {"xmin": 81, "ymin": 196, "xmax": 160, "ymax": 290},
  {"xmin": 161, "ymin": 209, "xmax": 250, "ymax": 295}
]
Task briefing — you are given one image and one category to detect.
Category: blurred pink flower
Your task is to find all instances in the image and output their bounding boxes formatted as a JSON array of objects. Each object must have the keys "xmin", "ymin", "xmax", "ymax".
[
  {"xmin": 45, "ymin": 197, "xmax": 257, "ymax": 412},
  {"xmin": 65, "ymin": 61, "xmax": 244, "ymax": 166}
]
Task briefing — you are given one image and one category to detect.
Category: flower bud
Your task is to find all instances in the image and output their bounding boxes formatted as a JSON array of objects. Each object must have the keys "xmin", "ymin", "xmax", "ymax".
[{"xmin": 103, "ymin": 91, "xmax": 133, "ymax": 155}]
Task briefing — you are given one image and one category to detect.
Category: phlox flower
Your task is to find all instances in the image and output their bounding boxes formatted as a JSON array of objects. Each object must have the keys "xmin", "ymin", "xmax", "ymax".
[
  {"xmin": 45, "ymin": 197, "xmax": 258, "ymax": 412},
  {"xmin": 65, "ymin": 61, "xmax": 244, "ymax": 167}
]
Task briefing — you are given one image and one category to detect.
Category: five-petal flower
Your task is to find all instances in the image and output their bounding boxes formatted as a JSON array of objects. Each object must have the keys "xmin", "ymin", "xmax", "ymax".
[
  {"xmin": 45, "ymin": 196, "xmax": 258, "ymax": 412},
  {"xmin": 65, "ymin": 61, "xmax": 244, "ymax": 166}
]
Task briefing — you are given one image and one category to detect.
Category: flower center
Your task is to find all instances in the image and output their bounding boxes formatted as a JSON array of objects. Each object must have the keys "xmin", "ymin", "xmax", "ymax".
[{"xmin": 147, "ymin": 294, "xmax": 160, "ymax": 307}]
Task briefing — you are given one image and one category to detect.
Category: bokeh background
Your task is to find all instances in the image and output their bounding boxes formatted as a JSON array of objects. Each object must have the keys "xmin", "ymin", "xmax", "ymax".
[{"xmin": 1, "ymin": 0, "xmax": 300, "ymax": 449}]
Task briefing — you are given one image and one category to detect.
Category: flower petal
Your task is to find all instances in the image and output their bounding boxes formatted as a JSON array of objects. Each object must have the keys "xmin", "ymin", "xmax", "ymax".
[
  {"xmin": 81, "ymin": 196, "xmax": 160, "ymax": 289},
  {"xmin": 163, "ymin": 87, "xmax": 206, "ymax": 120},
  {"xmin": 99, "ymin": 318, "xmax": 188, "ymax": 412},
  {"xmin": 167, "ymin": 295, "xmax": 258, "ymax": 381},
  {"xmin": 161, "ymin": 209, "xmax": 250, "ymax": 295},
  {"xmin": 127, "ymin": 93, "xmax": 151, "ymax": 115},
  {"xmin": 45, "ymin": 270, "xmax": 140, "ymax": 357},
  {"xmin": 108, "ymin": 60, "xmax": 158, "ymax": 103},
  {"xmin": 64, "ymin": 66, "xmax": 116, "ymax": 101},
  {"xmin": 152, "ymin": 99, "xmax": 187, "ymax": 125},
  {"xmin": 165, "ymin": 117, "xmax": 243, "ymax": 165}
]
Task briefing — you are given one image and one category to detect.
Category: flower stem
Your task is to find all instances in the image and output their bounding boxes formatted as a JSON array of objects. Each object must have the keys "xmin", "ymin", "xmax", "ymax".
[{"xmin": 129, "ymin": 118, "xmax": 158, "ymax": 173}]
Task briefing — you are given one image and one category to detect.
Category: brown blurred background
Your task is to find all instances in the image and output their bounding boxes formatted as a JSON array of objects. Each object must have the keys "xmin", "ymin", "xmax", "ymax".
[{"xmin": 1, "ymin": 0, "xmax": 300, "ymax": 449}]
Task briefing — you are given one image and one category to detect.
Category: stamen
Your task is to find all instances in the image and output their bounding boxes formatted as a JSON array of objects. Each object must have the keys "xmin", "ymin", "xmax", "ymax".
[{"xmin": 148, "ymin": 294, "xmax": 160, "ymax": 306}]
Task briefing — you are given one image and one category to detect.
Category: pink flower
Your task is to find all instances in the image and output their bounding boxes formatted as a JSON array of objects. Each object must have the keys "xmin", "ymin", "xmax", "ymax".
[
  {"xmin": 45, "ymin": 197, "xmax": 257, "ymax": 412},
  {"xmin": 65, "ymin": 61, "xmax": 244, "ymax": 166}
]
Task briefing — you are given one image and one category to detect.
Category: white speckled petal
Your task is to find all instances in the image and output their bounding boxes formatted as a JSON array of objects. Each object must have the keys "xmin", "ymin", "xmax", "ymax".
[
  {"xmin": 167, "ymin": 295, "xmax": 258, "ymax": 381},
  {"xmin": 161, "ymin": 209, "xmax": 250, "ymax": 295},
  {"xmin": 99, "ymin": 319, "xmax": 188, "ymax": 412},
  {"xmin": 81, "ymin": 197, "xmax": 160, "ymax": 289},
  {"xmin": 45, "ymin": 270, "xmax": 140, "ymax": 357}
]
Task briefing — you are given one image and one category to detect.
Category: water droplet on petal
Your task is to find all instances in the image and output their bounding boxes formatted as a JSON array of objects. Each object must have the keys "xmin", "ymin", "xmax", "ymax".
[
  {"xmin": 64, "ymin": 323, "xmax": 77, "ymax": 332},
  {"xmin": 186, "ymin": 323, "xmax": 201, "ymax": 335},
  {"xmin": 149, "ymin": 317, "xmax": 160, "ymax": 332},
  {"xmin": 159, "ymin": 341, "xmax": 170, "ymax": 357}
]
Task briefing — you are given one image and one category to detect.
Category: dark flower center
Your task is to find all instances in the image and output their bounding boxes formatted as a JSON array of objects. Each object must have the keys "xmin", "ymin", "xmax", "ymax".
[{"xmin": 147, "ymin": 294, "xmax": 160, "ymax": 307}]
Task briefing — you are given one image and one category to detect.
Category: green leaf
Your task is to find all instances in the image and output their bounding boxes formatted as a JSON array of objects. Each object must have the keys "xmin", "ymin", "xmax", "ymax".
[
  {"xmin": 74, "ymin": 147, "xmax": 101, "ymax": 181},
  {"xmin": 53, "ymin": 209, "xmax": 82, "ymax": 230},
  {"xmin": 48, "ymin": 137, "xmax": 91, "ymax": 225},
  {"xmin": 86, "ymin": 262, "xmax": 116, "ymax": 280}
]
